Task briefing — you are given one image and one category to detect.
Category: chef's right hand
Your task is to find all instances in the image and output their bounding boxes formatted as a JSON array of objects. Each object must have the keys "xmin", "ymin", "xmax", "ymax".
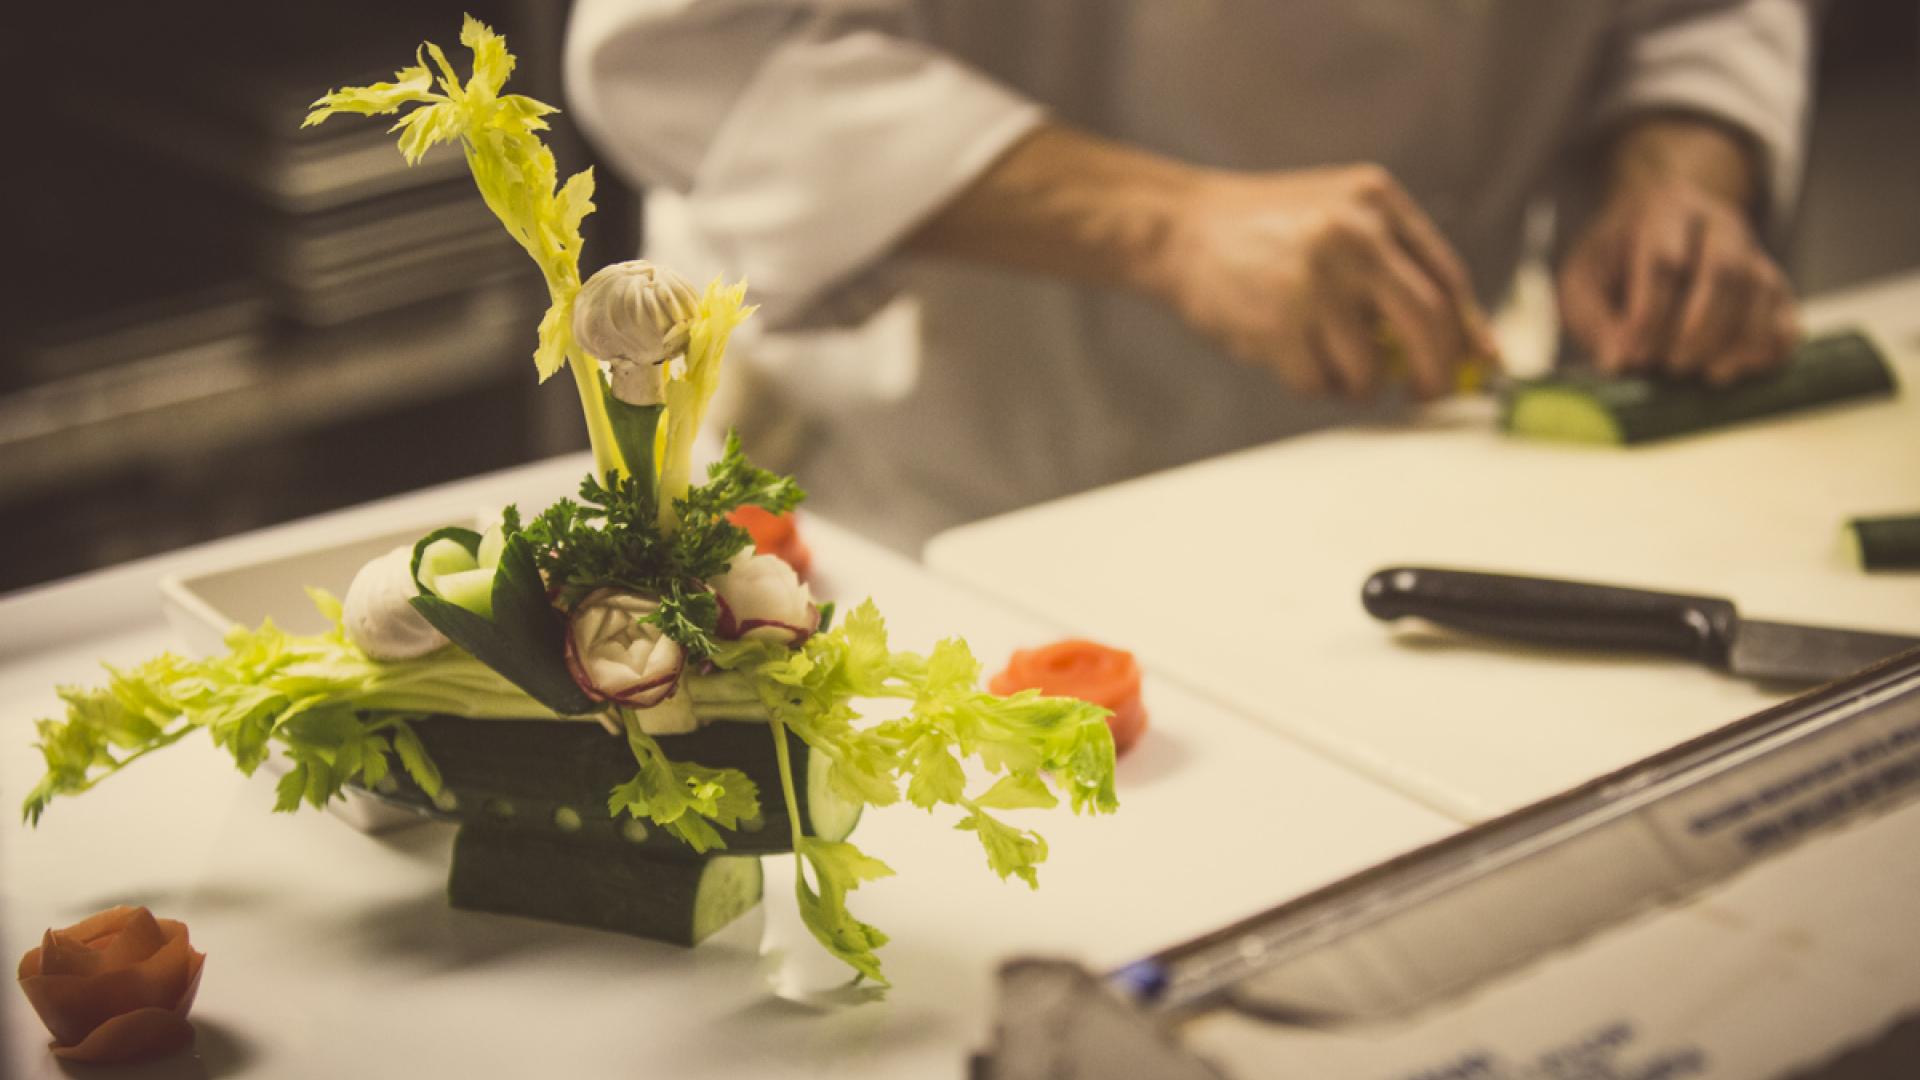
[{"xmin": 1148, "ymin": 164, "xmax": 1498, "ymax": 400}]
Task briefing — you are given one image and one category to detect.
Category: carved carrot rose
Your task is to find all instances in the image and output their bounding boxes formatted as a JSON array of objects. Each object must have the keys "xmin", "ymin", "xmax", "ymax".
[
  {"xmin": 726, "ymin": 505, "xmax": 812, "ymax": 579},
  {"xmin": 990, "ymin": 640, "xmax": 1148, "ymax": 755},
  {"xmin": 16, "ymin": 905, "xmax": 206, "ymax": 1063}
]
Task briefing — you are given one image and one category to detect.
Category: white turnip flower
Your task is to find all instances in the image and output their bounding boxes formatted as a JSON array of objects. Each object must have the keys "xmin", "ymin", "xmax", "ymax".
[{"xmin": 343, "ymin": 546, "xmax": 450, "ymax": 661}]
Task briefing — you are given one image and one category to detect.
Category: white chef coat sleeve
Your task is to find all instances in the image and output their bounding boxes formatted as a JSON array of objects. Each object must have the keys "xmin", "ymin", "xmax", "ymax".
[
  {"xmin": 1592, "ymin": 0, "xmax": 1816, "ymax": 228},
  {"xmin": 565, "ymin": 0, "xmax": 1046, "ymax": 323}
]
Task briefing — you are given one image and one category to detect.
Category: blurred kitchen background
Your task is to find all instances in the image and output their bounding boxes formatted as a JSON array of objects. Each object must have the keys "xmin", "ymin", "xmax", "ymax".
[{"xmin": 0, "ymin": 0, "xmax": 1915, "ymax": 593}]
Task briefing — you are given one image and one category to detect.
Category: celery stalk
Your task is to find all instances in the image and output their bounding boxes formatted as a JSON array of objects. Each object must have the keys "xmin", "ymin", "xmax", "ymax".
[{"xmin": 304, "ymin": 16, "xmax": 627, "ymax": 483}]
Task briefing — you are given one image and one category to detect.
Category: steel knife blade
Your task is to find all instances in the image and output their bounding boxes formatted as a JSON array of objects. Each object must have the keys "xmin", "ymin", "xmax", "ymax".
[{"xmin": 1362, "ymin": 567, "xmax": 1920, "ymax": 687}]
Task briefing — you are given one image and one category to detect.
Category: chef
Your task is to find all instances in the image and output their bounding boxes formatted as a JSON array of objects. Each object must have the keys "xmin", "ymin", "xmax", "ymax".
[{"xmin": 564, "ymin": 1, "xmax": 1813, "ymax": 550}]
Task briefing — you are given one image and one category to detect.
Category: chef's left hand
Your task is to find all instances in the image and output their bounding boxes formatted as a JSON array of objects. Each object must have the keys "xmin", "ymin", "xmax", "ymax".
[{"xmin": 1558, "ymin": 180, "xmax": 1798, "ymax": 386}]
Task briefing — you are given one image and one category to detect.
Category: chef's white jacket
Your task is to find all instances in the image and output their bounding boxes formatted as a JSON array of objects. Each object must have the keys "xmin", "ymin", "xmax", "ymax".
[{"xmin": 565, "ymin": 0, "xmax": 1813, "ymax": 550}]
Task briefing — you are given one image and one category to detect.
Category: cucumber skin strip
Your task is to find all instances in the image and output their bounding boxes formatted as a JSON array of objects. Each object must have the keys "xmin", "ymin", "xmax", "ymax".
[
  {"xmin": 604, "ymin": 393, "xmax": 663, "ymax": 493},
  {"xmin": 1852, "ymin": 514, "xmax": 1920, "ymax": 570}
]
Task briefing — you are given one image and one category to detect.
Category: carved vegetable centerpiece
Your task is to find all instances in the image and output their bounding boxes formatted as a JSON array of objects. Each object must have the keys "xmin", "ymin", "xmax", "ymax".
[{"xmin": 21, "ymin": 18, "xmax": 1117, "ymax": 989}]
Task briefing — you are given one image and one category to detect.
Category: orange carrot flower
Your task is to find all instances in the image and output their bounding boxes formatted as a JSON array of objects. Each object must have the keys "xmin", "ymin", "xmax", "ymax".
[
  {"xmin": 991, "ymin": 639, "xmax": 1148, "ymax": 755},
  {"xmin": 727, "ymin": 505, "xmax": 812, "ymax": 579},
  {"xmin": 16, "ymin": 905, "xmax": 206, "ymax": 1064}
]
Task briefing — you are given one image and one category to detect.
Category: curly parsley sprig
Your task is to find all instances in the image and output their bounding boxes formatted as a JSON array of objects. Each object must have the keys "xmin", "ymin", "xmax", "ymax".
[{"xmin": 506, "ymin": 433, "xmax": 800, "ymax": 660}]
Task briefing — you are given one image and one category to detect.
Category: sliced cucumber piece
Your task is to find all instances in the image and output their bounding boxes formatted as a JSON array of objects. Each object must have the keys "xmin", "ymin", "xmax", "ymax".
[
  {"xmin": 1502, "ymin": 386, "xmax": 1621, "ymax": 445},
  {"xmin": 803, "ymin": 746, "xmax": 863, "ymax": 842},
  {"xmin": 1501, "ymin": 330, "xmax": 1896, "ymax": 446},
  {"xmin": 419, "ymin": 537, "xmax": 479, "ymax": 583},
  {"xmin": 431, "ymin": 567, "xmax": 497, "ymax": 617},
  {"xmin": 448, "ymin": 826, "xmax": 762, "ymax": 945},
  {"xmin": 690, "ymin": 856, "xmax": 766, "ymax": 944},
  {"xmin": 475, "ymin": 525, "xmax": 507, "ymax": 571},
  {"xmin": 1850, "ymin": 513, "xmax": 1920, "ymax": 571}
]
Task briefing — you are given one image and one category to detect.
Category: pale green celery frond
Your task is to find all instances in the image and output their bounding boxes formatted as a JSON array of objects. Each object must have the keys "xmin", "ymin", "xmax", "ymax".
[
  {"xmin": 302, "ymin": 63, "xmax": 439, "ymax": 126},
  {"xmin": 300, "ymin": 16, "xmax": 616, "ymax": 473},
  {"xmin": 460, "ymin": 13, "xmax": 515, "ymax": 101},
  {"xmin": 423, "ymin": 41, "xmax": 466, "ymax": 101},
  {"xmin": 658, "ymin": 280, "xmax": 756, "ymax": 530},
  {"xmin": 534, "ymin": 303, "xmax": 572, "ymax": 382}
]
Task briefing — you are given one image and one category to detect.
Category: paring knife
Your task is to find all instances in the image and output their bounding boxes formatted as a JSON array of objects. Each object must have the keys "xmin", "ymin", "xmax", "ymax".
[{"xmin": 1361, "ymin": 567, "xmax": 1920, "ymax": 687}]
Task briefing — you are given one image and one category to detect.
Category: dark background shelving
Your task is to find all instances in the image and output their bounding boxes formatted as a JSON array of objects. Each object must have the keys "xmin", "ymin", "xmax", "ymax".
[
  {"xmin": 0, "ymin": 1, "xmax": 1912, "ymax": 594},
  {"xmin": 0, "ymin": 0, "xmax": 639, "ymax": 593}
]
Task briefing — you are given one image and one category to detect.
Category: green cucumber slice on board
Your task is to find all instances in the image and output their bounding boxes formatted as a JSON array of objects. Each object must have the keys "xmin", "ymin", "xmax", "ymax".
[
  {"xmin": 448, "ymin": 826, "xmax": 763, "ymax": 945},
  {"xmin": 1849, "ymin": 513, "xmax": 1920, "ymax": 571},
  {"xmin": 1501, "ymin": 330, "xmax": 1896, "ymax": 445},
  {"xmin": 369, "ymin": 703, "xmax": 858, "ymax": 856}
]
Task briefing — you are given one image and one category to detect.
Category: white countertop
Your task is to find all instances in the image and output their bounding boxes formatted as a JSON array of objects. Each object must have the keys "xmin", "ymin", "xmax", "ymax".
[
  {"xmin": 927, "ymin": 271, "xmax": 1920, "ymax": 822},
  {"xmin": 0, "ymin": 460, "xmax": 1452, "ymax": 1079}
]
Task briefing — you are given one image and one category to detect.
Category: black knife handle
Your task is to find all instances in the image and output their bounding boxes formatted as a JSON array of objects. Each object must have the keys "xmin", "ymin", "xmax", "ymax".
[{"xmin": 1361, "ymin": 567, "xmax": 1739, "ymax": 667}]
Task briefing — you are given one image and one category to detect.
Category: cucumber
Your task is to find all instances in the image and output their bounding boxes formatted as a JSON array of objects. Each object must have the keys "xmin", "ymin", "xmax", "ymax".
[
  {"xmin": 475, "ymin": 525, "xmax": 506, "ymax": 571},
  {"xmin": 1501, "ymin": 330, "xmax": 1896, "ymax": 446},
  {"xmin": 371, "ymin": 710, "xmax": 859, "ymax": 858},
  {"xmin": 805, "ymin": 744, "xmax": 862, "ymax": 842},
  {"xmin": 448, "ymin": 826, "xmax": 763, "ymax": 945},
  {"xmin": 1849, "ymin": 513, "xmax": 1920, "ymax": 571},
  {"xmin": 418, "ymin": 537, "xmax": 479, "ymax": 583},
  {"xmin": 431, "ymin": 567, "xmax": 496, "ymax": 617},
  {"xmin": 683, "ymin": 671, "xmax": 768, "ymax": 720},
  {"xmin": 690, "ymin": 854, "xmax": 766, "ymax": 944}
]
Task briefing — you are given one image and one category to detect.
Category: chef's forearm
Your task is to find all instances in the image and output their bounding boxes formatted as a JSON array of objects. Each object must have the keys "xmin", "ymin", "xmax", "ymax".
[
  {"xmin": 904, "ymin": 122, "xmax": 1198, "ymax": 296},
  {"xmin": 1603, "ymin": 113, "xmax": 1763, "ymax": 219}
]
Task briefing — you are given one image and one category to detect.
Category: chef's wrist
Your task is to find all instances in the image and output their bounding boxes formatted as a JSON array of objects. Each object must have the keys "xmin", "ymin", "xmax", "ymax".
[
  {"xmin": 906, "ymin": 122, "xmax": 1205, "ymax": 298},
  {"xmin": 1601, "ymin": 112, "xmax": 1763, "ymax": 221}
]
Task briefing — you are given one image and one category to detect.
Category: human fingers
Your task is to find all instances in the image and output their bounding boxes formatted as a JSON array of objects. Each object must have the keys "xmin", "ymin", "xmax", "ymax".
[
  {"xmin": 1667, "ymin": 223, "xmax": 1755, "ymax": 378},
  {"xmin": 1310, "ymin": 299, "xmax": 1380, "ymax": 400},
  {"xmin": 1557, "ymin": 238, "xmax": 1629, "ymax": 370},
  {"xmin": 1366, "ymin": 173, "xmax": 1501, "ymax": 361},
  {"xmin": 1618, "ymin": 208, "xmax": 1701, "ymax": 373},
  {"xmin": 1269, "ymin": 332, "xmax": 1330, "ymax": 396},
  {"xmin": 1706, "ymin": 271, "xmax": 1797, "ymax": 386},
  {"xmin": 1225, "ymin": 293, "xmax": 1327, "ymax": 396},
  {"xmin": 1772, "ymin": 296, "xmax": 1802, "ymax": 359},
  {"xmin": 1367, "ymin": 244, "xmax": 1465, "ymax": 400}
]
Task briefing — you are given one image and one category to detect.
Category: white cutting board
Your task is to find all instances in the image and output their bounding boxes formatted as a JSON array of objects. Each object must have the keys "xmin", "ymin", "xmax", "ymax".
[
  {"xmin": 1, "ymin": 502, "xmax": 1451, "ymax": 1080},
  {"xmin": 927, "ymin": 273, "xmax": 1920, "ymax": 822}
]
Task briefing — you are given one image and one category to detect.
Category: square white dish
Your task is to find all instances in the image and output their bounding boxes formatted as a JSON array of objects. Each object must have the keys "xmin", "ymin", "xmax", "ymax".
[{"xmin": 158, "ymin": 512, "xmax": 470, "ymax": 832}]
